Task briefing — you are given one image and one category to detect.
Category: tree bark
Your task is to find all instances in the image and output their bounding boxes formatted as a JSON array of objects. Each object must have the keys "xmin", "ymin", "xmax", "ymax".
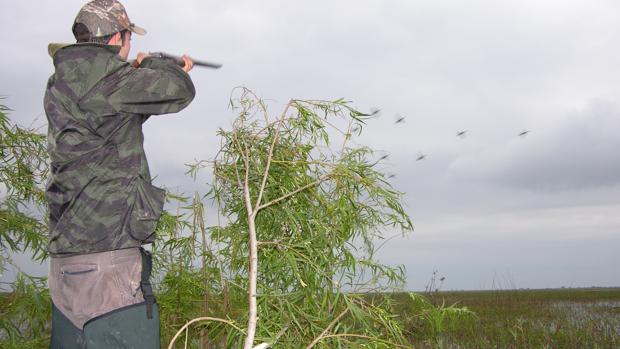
[{"xmin": 243, "ymin": 186, "xmax": 259, "ymax": 349}]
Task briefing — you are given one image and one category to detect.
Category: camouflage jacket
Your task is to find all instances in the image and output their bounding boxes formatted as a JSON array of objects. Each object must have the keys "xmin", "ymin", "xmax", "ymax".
[{"xmin": 44, "ymin": 42, "xmax": 195, "ymax": 256}]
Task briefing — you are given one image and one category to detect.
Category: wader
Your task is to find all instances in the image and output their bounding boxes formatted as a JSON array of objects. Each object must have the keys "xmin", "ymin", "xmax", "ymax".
[{"xmin": 48, "ymin": 247, "xmax": 159, "ymax": 348}]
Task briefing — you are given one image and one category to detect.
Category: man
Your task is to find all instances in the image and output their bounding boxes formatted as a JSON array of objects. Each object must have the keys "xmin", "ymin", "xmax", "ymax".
[{"xmin": 44, "ymin": 1, "xmax": 195, "ymax": 347}]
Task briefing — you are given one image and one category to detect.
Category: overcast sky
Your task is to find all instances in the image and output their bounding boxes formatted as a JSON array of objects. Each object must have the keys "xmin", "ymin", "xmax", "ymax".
[{"xmin": 2, "ymin": 0, "xmax": 619, "ymax": 290}]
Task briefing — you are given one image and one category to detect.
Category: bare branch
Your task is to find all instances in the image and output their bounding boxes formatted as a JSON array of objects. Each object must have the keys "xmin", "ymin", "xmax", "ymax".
[
  {"xmin": 254, "ymin": 99, "xmax": 293, "ymax": 210},
  {"xmin": 306, "ymin": 308, "xmax": 350, "ymax": 349},
  {"xmin": 256, "ymin": 172, "xmax": 333, "ymax": 211},
  {"xmin": 167, "ymin": 316, "xmax": 245, "ymax": 349},
  {"xmin": 213, "ymin": 169, "xmax": 241, "ymax": 188},
  {"xmin": 270, "ymin": 159, "xmax": 338, "ymax": 168},
  {"xmin": 340, "ymin": 118, "xmax": 355, "ymax": 156},
  {"xmin": 243, "ymin": 159, "xmax": 259, "ymax": 348},
  {"xmin": 312, "ymin": 334, "xmax": 412, "ymax": 349},
  {"xmin": 243, "ymin": 141, "xmax": 251, "ymax": 202},
  {"xmin": 231, "ymin": 130, "xmax": 245, "ymax": 188}
]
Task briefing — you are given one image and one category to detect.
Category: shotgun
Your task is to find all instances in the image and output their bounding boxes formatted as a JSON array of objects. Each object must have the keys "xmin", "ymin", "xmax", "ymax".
[{"xmin": 148, "ymin": 52, "xmax": 222, "ymax": 69}]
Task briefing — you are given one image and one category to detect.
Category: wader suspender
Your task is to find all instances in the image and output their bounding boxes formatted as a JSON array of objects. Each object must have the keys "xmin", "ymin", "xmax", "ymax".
[{"xmin": 139, "ymin": 247, "xmax": 155, "ymax": 319}]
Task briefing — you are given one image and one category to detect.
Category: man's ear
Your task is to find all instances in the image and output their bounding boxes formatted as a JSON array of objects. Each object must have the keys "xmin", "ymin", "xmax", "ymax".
[
  {"xmin": 107, "ymin": 32, "xmax": 122, "ymax": 45},
  {"xmin": 122, "ymin": 31, "xmax": 131, "ymax": 46}
]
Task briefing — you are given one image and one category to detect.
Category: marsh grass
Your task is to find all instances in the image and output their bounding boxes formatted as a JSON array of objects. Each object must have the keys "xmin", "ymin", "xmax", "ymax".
[{"xmin": 390, "ymin": 288, "xmax": 620, "ymax": 349}]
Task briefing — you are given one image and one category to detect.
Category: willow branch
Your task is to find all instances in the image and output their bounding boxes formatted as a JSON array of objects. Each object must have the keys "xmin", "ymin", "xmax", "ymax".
[
  {"xmin": 231, "ymin": 131, "xmax": 245, "ymax": 188},
  {"xmin": 340, "ymin": 119, "xmax": 354, "ymax": 156},
  {"xmin": 270, "ymin": 159, "xmax": 337, "ymax": 167},
  {"xmin": 256, "ymin": 172, "xmax": 333, "ymax": 211},
  {"xmin": 312, "ymin": 333, "xmax": 412, "ymax": 349},
  {"xmin": 243, "ymin": 141, "xmax": 251, "ymax": 204},
  {"xmin": 167, "ymin": 317, "xmax": 245, "ymax": 349},
  {"xmin": 306, "ymin": 308, "xmax": 350, "ymax": 349},
  {"xmin": 213, "ymin": 170, "xmax": 241, "ymax": 188},
  {"xmin": 254, "ymin": 99, "xmax": 293, "ymax": 210},
  {"xmin": 243, "ymin": 169, "xmax": 259, "ymax": 349}
]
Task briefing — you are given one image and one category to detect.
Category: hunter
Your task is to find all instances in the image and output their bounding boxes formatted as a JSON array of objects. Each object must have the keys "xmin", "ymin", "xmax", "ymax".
[{"xmin": 44, "ymin": 0, "xmax": 195, "ymax": 347}]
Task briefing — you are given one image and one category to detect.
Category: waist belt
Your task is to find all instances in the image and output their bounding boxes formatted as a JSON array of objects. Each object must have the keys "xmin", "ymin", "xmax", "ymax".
[{"xmin": 139, "ymin": 247, "xmax": 155, "ymax": 319}]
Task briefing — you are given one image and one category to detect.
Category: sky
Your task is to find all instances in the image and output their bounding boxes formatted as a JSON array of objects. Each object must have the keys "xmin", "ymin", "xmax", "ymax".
[{"xmin": 1, "ymin": 0, "xmax": 619, "ymax": 291}]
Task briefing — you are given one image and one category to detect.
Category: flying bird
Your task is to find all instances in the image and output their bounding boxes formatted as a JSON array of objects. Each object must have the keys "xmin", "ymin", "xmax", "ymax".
[
  {"xmin": 370, "ymin": 154, "xmax": 390, "ymax": 166},
  {"xmin": 395, "ymin": 114, "xmax": 406, "ymax": 124},
  {"xmin": 370, "ymin": 108, "xmax": 381, "ymax": 116},
  {"xmin": 416, "ymin": 154, "xmax": 426, "ymax": 161},
  {"xmin": 457, "ymin": 130, "xmax": 467, "ymax": 138},
  {"xmin": 518, "ymin": 130, "xmax": 531, "ymax": 137},
  {"xmin": 387, "ymin": 173, "xmax": 396, "ymax": 179}
]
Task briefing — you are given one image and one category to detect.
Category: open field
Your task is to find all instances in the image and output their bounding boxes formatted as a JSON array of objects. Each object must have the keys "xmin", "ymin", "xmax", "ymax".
[
  {"xmin": 388, "ymin": 287, "xmax": 620, "ymax": 349},
  {"xmin": 2, "ymin": 286, "xmax": 619, "ymax": 348}
]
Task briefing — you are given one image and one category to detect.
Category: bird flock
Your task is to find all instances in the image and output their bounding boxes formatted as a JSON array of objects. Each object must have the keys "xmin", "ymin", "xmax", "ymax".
[{"xmin": 357, "ymin": 110, "xmax": 531, "ymax": 179}]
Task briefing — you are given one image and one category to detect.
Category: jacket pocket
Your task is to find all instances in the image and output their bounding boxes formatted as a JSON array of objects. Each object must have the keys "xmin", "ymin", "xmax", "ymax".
[
  {"xmin": 126, "ymin": 175, "xmax": 166, "ymax": 243},
  {"xmin": 59, "ymin": 263, "xmax": 102, "ymax": 320}
]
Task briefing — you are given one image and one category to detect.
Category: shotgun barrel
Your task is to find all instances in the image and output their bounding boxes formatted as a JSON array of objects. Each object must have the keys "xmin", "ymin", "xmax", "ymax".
[{"xmin": 148, "ymin": 52, "xmax": 222, "ymax": 69}]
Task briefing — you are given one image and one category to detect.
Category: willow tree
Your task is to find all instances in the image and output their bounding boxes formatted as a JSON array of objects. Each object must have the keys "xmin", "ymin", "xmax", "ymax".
[
  {"xmin": 0, "ymin": 103, "xmax": 49, "ymax": 263},
  {"xmin": 0, "ymin": 102, "xmax": 51, "ymax": 348},
  {"xmin": 165, "ymin": 88, "xmax": 414, "ymax": 348}
]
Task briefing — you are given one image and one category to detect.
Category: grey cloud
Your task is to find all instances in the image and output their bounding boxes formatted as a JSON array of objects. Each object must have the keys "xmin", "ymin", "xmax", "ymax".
[{"xmin": 447, "ymin": 99, "xmax": 620, "ymax": 191}]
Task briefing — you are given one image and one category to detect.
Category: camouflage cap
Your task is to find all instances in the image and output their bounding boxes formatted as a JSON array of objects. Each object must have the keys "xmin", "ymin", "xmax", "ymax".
[{"xmin": 74, "ymin": 0, "xmax": 146, "ymax": 38}]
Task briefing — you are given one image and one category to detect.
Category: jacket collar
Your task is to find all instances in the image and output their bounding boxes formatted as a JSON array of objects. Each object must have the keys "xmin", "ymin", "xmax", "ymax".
[
  {"xmin": 47, "ymin": 42, "xmax": 128, "ymax": 94},
  {"xmin": 48, "ymin": 42, "xmax": 122, "ymax": 59}
]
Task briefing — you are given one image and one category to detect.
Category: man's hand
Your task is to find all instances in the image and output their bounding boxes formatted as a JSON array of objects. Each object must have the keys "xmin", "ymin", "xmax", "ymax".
[
  {"xmin": 131, "ymin": 52, "xmax": 194, "ymax": 72},
  {"xmin": 131, "ymin": 52, "xmax": 149, "ymax": 68},
  {"xmin": 181, "ymin": 54, "xmax": 194, "ymax": 73}
]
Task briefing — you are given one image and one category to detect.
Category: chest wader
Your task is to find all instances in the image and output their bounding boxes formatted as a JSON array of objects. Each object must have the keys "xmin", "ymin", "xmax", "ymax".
[{"xmin": 49, "ymin": 248, "xmax": 160, "ymax": 349}]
